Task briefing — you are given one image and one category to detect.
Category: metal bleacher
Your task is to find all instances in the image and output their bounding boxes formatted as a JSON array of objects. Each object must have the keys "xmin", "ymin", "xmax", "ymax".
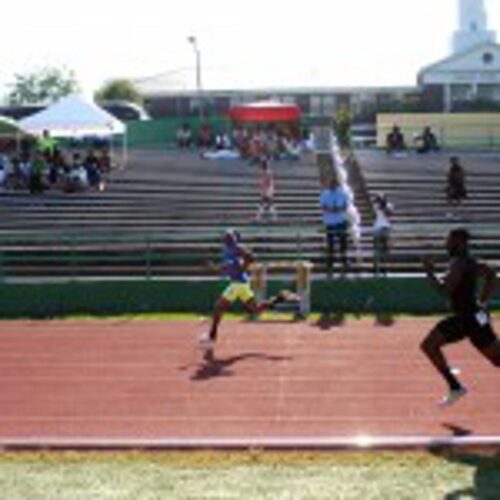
[
  {"xmin": 353, "ymin": 149, "xmax": 500, "ymax": 273},
  {"xmin": 0, "ymin": 149, "xmax": 327, "ymax": 280},
  {"xmin": 1, "ymin": 145, "xmax": 498, "ymax": 282}
]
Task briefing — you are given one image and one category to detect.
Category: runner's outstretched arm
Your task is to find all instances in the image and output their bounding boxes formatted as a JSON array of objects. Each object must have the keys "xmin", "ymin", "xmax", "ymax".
[{"xmin": 478, "ymin": 263, "xmax": 496, "ymax": 305}]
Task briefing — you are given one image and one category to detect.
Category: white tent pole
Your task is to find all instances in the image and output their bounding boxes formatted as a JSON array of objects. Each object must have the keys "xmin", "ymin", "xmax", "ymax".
[{"xmin": 122, "ymin": 131, "xmax": 128, "ymax": 169}]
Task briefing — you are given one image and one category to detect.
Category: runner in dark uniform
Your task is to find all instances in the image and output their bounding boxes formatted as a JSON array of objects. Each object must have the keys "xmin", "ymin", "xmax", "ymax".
[{"xmin": 421, "ymin": 228, "xmax": 499, "ymax": 406}]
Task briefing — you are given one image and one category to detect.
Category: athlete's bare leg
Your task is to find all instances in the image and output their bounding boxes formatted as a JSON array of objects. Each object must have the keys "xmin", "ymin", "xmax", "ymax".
[
  {"xmin": 479, "ymin": 339, "xmax": 500, "ymax": 368},
  {"xmin": 208, "ymin": 297, "xmax": 232, "ymax": 341},
  {"xmin": 421, "ymin": 327, "xmax": 463, "ymax": 391},
  {"xmin": 243, "ymin": 296, "xmax": 281, "ymax": 316},
  {"xmin": 243, "ymin": 290, "xmax": 300, "ymax": 317}
]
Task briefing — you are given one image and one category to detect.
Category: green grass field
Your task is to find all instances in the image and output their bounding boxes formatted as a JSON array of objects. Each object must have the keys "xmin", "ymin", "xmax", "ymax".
[
  {"xmin": 1, "ymin": 450, "xmax": 499, "ymax": 499},
  {"xmin": 2, "ymin": 314, "xmax": 499, "ymax": 498}
]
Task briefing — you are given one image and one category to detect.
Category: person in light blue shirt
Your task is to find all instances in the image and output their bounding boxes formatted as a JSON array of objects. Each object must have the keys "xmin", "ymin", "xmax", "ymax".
[{"xmin": 320, "ymin": 173, "xmax": 350, "ymax": 276}]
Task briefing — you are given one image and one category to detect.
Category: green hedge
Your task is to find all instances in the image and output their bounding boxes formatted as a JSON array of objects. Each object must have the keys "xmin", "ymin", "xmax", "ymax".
[{"xmin": 2, "ymin": 277, "xmax": 496, "ymax": 319}]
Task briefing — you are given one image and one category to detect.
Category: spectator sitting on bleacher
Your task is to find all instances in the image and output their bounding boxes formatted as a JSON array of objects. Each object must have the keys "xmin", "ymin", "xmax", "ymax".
[
  {"xmin": 214, "ymin": 131, "xmax": 233, "ymax": 151},
  {"xmin": 219, "ymin": 131, "xmax": 232, "ymax": 150},
  {"xmin": 386, "ymin": 125, "xmax": 407, "ymax": 155},
  {"xmin": 446, "ymin": 156, "xmax": 467, "ymax": 209},
  {"xmin": 84, "ymin": 149, "xmax": 104, "ymax": 190},
  {"xmin": 198, "ymin": 125, "xmax": 214, "ymax": 150},
  {"xmin": 97, "ymin": 148, "xmax": 113, "ymax": 173},
  {"xmin": 18, "ymin": 152, "xmax": 32, "ymax": 186},
  {"xmin": 280, "ymin": 136, "xmax": 301, "ymax": 161},
  {"xmin": 64, "ymin": 153, "xmax": 88, "ymax": 193},
  {"xmin": 415, "ymin": 126, "xmax": 440, "ymax": 154},
  {"xmin": 48, "ymin": 147, "xmax": 67, "ymax": 188},
  {"xmin": 7, "ymin": 156, "xmax": 23, "ymax": 190},
  {"xmin": 199, "ymin": 128, "xmax": 240, "ymax": 160},
  {"xmin": 176, "ymin": 124, "xmax": 192, "ymax": 149}
]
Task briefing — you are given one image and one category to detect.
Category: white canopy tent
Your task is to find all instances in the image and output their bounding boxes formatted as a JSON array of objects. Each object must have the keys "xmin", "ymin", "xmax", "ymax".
[{"xmin": 19, "ymin": 94, "xmax": 127, "ymax": 165}]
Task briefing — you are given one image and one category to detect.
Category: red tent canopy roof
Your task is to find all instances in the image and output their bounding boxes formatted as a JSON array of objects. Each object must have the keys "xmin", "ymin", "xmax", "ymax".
[{"xmin": 229, "ymin": 100, "xmax": 300, "ymax": 123}]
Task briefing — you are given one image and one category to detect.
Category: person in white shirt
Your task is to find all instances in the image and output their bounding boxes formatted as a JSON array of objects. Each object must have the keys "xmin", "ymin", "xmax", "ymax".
[
  {"xmin": 372, "ymin": 193, "xmax": 394, "ymax": 276},
  {"xmin": 65, "ymin": 153, "xmax": 89, "ymax": 192}
]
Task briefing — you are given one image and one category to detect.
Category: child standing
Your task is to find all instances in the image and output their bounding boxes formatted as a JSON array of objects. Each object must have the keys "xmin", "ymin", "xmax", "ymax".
[
  {"xmin": 372, "ymin": 193, "xmax": 394, "ymax": 276},
  {"xmin": 256, "ymin": 158, "xmax": 277, "ymax": 222}
]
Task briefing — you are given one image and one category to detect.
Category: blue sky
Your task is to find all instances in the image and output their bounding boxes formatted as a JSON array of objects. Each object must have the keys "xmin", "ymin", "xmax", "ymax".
[{"xmin": 0, "ymin": 0, "xmax": 499, "ymax": 98}]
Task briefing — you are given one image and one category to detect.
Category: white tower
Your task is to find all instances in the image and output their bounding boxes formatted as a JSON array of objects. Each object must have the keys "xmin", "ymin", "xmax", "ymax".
[{"xmin": 453, "ymin": 0, "xmax": 496, "ymax": 54}]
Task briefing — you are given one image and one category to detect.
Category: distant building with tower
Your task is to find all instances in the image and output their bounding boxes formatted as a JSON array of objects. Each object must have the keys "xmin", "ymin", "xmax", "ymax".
[
  {"xmin": 136, "ymin": 0, "xmax": 500, "ymax": 121},
  {"xmin": 453, "ymin": 0, "xmax": 496, "ymax": 53},
  {"xmin": 419, "ymin": 0, "xmax": 500, "ymax": 111}
]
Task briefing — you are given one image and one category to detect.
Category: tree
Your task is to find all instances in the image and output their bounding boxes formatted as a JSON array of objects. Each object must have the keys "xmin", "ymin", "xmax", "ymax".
[
  {"xmin": 95, "ymin": 79, "xmax": 143, "ymax": 105},
  {"xmin": 333, "ymin": 107, "xmax": 352, "ymax": 148},
  {"xmin": 7, "ymin": 67, "xmax": 80, "ymax": 106}
]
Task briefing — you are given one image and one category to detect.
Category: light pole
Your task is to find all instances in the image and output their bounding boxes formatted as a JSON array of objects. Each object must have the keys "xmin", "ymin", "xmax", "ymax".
[{"xmin": 187, "ymin": 36, "xmax": 203, "ymax": 123}]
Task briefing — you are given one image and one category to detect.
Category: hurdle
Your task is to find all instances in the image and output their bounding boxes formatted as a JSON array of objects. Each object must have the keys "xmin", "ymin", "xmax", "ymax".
[{"xmin": 250, "ymin": 260, "xmax": 313, "ymax": 317}]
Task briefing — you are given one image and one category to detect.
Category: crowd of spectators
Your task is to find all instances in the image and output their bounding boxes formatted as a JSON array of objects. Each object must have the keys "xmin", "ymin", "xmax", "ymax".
[
  {"xmin": 176, "ymin": 123, "xmax": 313, "ymax": 163},
  {"xmin": 0, "ymin": 130, "xmax": 113, "ymax": 195}
]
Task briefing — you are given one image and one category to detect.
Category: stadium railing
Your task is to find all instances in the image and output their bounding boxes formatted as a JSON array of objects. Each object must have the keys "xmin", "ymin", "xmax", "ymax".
[{"xmin": 0, "ymin": 222, "xmax": 318, "ymax": 282}]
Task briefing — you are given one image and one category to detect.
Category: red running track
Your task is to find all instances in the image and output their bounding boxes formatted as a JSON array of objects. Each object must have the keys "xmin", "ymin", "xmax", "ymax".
[{"xmin": 1, "ymin": 318, "xmax": 499, "ymax": 449}]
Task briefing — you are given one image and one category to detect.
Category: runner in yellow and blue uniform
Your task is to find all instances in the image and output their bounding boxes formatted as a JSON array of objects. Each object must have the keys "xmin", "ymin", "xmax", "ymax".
[{"xmin": 199, "ymin": 229, "xmax": 299, "ymax": 350}]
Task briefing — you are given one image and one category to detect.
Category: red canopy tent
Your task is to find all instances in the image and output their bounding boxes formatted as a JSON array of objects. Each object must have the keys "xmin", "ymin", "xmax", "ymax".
[{"xmin": 228, "ymin": 100, "xmax": 300, "ymax": 123}]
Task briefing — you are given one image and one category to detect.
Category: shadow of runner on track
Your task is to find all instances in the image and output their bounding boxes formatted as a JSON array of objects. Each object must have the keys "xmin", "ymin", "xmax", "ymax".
[
  {"xmin": 374, "ymin": 313, "xmax": 396, "ymax": 327},
  {"xmin": 313, "ymin": 312, "xmax": 396, "ymax": 330},
  {"xmin": 314, "ymin": 312, "xmax": 346, "ymax": 329},
  {"xmin": 188, "ymin": 351, "xmax": 292, "ymax": 381},
  {"xmin": 429, "ymin": 446, "xmax": 500, "ymax": 500},
  {"xmin": 442, "ymin": 423, "xmax": 474, "ymax": 438}
]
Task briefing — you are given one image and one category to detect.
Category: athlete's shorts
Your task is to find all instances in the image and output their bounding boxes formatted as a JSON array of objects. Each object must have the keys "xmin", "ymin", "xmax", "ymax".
[
  {"xmin": 436, "ymin": 313, "xmax": 497, "ymax": 350},
  {"xmin": 221, "ymin": 282, "xmax": 255, "ymax": 304}
]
